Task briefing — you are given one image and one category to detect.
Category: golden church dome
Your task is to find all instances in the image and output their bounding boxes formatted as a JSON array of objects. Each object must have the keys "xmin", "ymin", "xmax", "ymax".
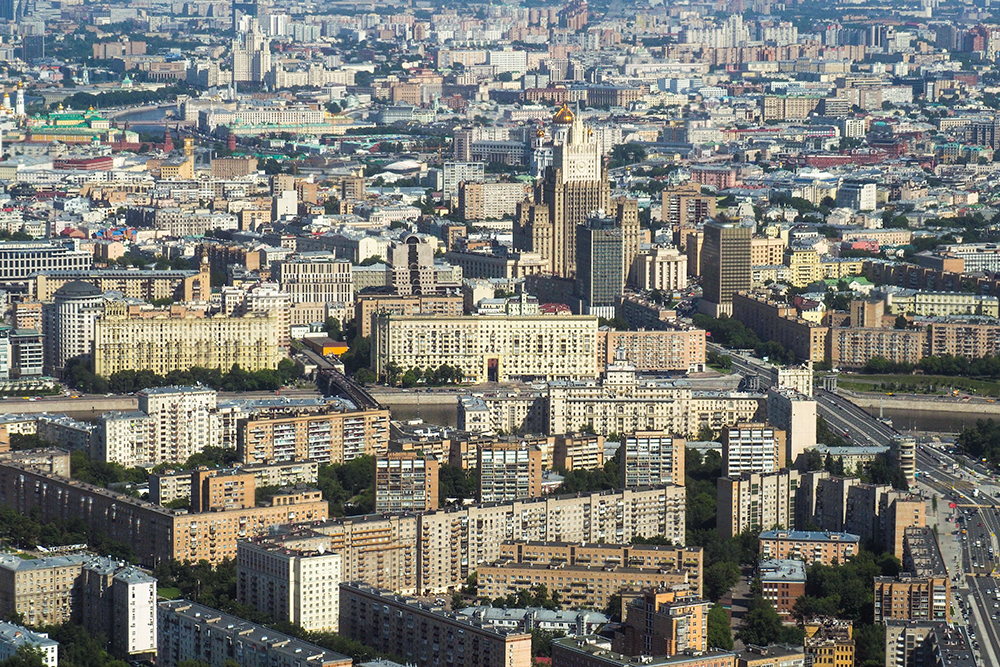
[
  {"xmin": 536, "ymin": 127, "xmax": 545, "ymax": 137},
  {"xmin": 553, "ymin": 102, "xmax": 574, "ymax": 125}
]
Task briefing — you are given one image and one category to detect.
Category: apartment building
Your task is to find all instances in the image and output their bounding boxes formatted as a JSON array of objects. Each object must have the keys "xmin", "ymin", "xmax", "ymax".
[
  {"xmin": 874, "ymin": 527, "xmax": 950, "ymax": 623},
  {"xmin": 0, "ymin": 555, "xmax": 156, "ymax": 658},
  {"xmin": 32, "ymin": 266, "xmax": 210, "ymax": 303},
  {"xmin": 662, "ymin": 184, "xmax": 716, "ymax": 246},
  {"xmin": 274, "ymin": 254, "xmax": 354, "ymax": 304},
  {"xmin": 375, "ymin": 452, "xmax": 440, "ymax": 513},
  {"xmin": 759, "ymin": 559, "xmax": 806, "ymax": 619},
  {"xmin": 141, "ymin": 386, "xmax": 218, "ymax": 465},
  {"xmin": 803, "ymin": 618, "xmax": 855, "ymax": 667},
  {"xmin": 882, "ymin": 495, "xmax": 927, "ymax": 559},
  {"xmin": 758, "ymin": 530, "xmax": 860, "ymax": 566},
  {"xmin": 478, "ymin": 442, "xmax": 543, "ymax": 502},
  {"xmin": 340, "ymin": 582, "xmax": 532, "ymax": 667},
  {"xmin": 0, "ymin": 622, "xmax": 58, "ymax": 667},
  {"xmin": 731, "ymin": 292, "xmax": 828, "ymax": 362},
  {"xmin": 717, "ymin": 469, "xmax": 800, "ymax": 539},
  {"xmin": 553, "ymin": 433, "xmax": 605, "ymax": 471},
  {"xmin": 613, "ymin": 589, "xmax": 710, "ymax": 657},
  {"xmin": 150, "ymin": 461, "xmax": 319, "ymax": 505},
  {"xmin": 237, "ymin": 406, "xmax": 390, "ymax": 465},
  {"xmin": 236, "ymin": 538, "xmax": 343, "ymax": 632},
  {"xmin": 478, "ymin": 542, "xmax": 703, "ymax": 611},
  {"xmin": 621, "ymin": 432, "xmax": 685, "ymax": 488},
  {"xmin": 883, "ymin": 621, "xmax": 974, "ymax": 667},
  {"xmin": 158, "ymin": 600, "xmax": 350, "ymax": 667},
  {"xmin": 459, "ymin": 181, "xmax": 531, "ymax": 220},
  {"xmin": 765, "ymin": 388, "xmax": 816, "ymax": 468},
  {"xmin": 371, "ymin": 313, "xmax": 599, "ymax": 383},
  {"xmin": 595, "ymin": 328, "xmax": 706, "ymax": 373},
  {"xmin": 416, "ymin": 485, "xmax": 687, "ymax": 594},
  {"xmin": 93, "ymin": 305, "xmax": 280, "ymax": 377},
  {"xmin": 722, "ymin": 423, "xmax": 787, "ymax": 476},
  {"xmin": 827, "ymin": 327, "xmax": 927, "ymax": 369},
  {"xmin": 0, "ymin": 459, "xmax": 329, "ymax": 566},
  {"xmin": 552, "ymin": 636, "xmax": 735, "ymax": 667},
  {"xmin": 353, "ymin": 293, "xmax": 465, "ymax": 339}
]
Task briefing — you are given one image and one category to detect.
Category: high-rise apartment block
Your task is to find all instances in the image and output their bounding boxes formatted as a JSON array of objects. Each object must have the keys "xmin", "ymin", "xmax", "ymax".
[
  {"xmin": 613, "ymin": 589, "xmax": 710, "ymax": 658},
  {"xmin": 700, "ymin": 220, "xmax": 752, "ymax": 317},
  {"xmin": 42, "ymin": 281, "xmax": 104, "ymax": 377},
  {"xmin": 717, "ymin": 469, "xmax": 800, "ymax": 539},
  {"xmin": 141, "ymin": 386, "xmax": 218, "ymax": 465},
  {"xmin": 237, "ymin": 539, "xmax": 343, "ymax": 632},
  {"xmin": 0, "ymin": 554, "xmax": 156, "ymax": 658},
  {"xmin": 375, "ymin": 452, "xmax": 440, "ymax": 512},
  {"xmin": 237, "ymin": 406, "xmax": 390, "ymax": 465},
  {"xmin": 478, "ymin": 442, "xmax": 543, "ymax": 502},
  {"xmin": 621, "ymin": 431, "xmax": 685, "ymax": 488},
  {"xmin": 721, "ymin": 422, "xmax": 786, "ymax": 477},
  {"xmin": 275, "ymin": 254, "xmax": 354, "ymax": 305}
]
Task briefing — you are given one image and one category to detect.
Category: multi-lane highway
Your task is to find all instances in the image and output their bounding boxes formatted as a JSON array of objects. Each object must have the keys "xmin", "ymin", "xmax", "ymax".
[{"xmin": 815, "ymin": 388, "xmax": 897, "ymax": 446}]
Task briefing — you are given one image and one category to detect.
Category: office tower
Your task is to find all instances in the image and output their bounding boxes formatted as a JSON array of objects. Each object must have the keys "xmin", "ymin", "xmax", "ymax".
[
  {"xmin": 699, "ymin": 220, "xmax": 752, "ymax": 316},
  {"xmin": 722, "ymin": 422, "xmax": 786, "ymax": 476},
  {"xmin": 621, "ymin": 431, "xmax": 685, "ymax": 488},
  {"xmin": 614, "ymin": 196, "xmax": 641, "ymax": 285},
  {"xmin": 232, "ymin": 18, "xmax": 270, "ymax": 83},
  {"xmin": 514, "ymin": 104, "xmax": 610, "ymax": 277},
  {"xmin": 575, "ymin": 212, "xmax": 623, "ymax": 317},
  {"xmin": 22, "ymin": 35, "xmax": 44, "ymax": 63},
  {"xmin": 477, "ymin": 442, "xmax": 542, "ymax": 503},
  {"xmin": 375, "ymin": 452, "xmax": 440, "ymax": 513}
]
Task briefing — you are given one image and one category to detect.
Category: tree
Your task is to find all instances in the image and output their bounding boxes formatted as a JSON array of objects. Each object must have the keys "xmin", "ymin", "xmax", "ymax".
[
  {"xmin": 0, "ymin": 645, "xmax": 46, "ymax": 667},
  {"xmin": 894, "ymin": 314, "xmax": 908, "ymax": 329},
  {"xmin": 707, "ymin": 604, "xmax": 733, "ymax": 650},
  {"xmin": 704, "ymin": 561, "xmax": 741, "ymax": 601},
  {"xmin": 738, "ymin": 596, "xmax": 782, "ymax": 646}
]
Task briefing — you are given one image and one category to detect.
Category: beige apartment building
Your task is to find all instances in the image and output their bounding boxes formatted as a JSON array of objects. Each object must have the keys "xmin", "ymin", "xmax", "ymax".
[
  {"xmin": 150, "ymin": 461, "xmax": 319, "ymax": 505},
  {"xmin": 478, "ymin": 442, "xmax": 543, "ymax": 502},
  {"xmin": 759, "ymin": 530, "xmax": 860, "ymax": 566},
  {"xmin": 614, "ymin": 589, "xmax": 710, "ymax": 657},
  {"xmin": 237, "ymin": 538, "xmax": 343, "ymax": 632},
  {"xmin": 354, "ymin": 293, "xmax": 465, "ymax": 339},
  {"xmin": 237, "ymin": 406, "xmax": 390, "ymax": 465},
  {"xmin": 33, "ymin": 266, "xmax": 211, "ymax": 303},
  {"xmin": 478, "ymin": 542, "xmax": 703, "ymax": 610},
  {"xmin": 93, "ymin": 304, "xmax": 280, "ymax": 377},
  {"xmin": 595, "ymin": 328, "xmax": 706, "ymax": 373},
  {"xmin": 340, "ymin": 583, "xmax": 532, "ymax": 667},
  {"xmin": 374, "ymin": 452, "xmax": 439, "ymax": 513},
  {"xmin": 552, "ymin": 433, "xmax": 605, "ymax": 471},
  {"xmin": 274, "ymin": 255, "xmax": 354, "ymax": 305},
  {"xmin": 0, "ymin": 459, "xmax": 328, "ymax": 566},
  {"xmin": 717, "ymin": 469, "xmax": 801, "ymax": 539},
  {"xmin": 372, "ymin": 313, "xmax": 599, "ymax": 383}
]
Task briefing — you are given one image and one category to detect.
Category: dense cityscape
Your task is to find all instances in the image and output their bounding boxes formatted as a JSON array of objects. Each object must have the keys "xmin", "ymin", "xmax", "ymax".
[{"xmin": 2, "ymin": 0, "xmax": 1000, "ymax": 666}]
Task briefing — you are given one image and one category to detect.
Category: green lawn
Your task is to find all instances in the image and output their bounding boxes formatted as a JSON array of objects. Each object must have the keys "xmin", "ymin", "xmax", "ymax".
[
  {"xmin": 158, "ymin": 587, "xmax": 181, "ymax": 600},
  {"xmin": 839, "ymin": 373, "xmax": 1000, "ymax": 398}
]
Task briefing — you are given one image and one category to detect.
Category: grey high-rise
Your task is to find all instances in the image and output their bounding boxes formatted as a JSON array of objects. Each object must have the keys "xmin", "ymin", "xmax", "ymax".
[{"xmin": 699, "ymin": 220, "xmax": 751, "ymax": 317}]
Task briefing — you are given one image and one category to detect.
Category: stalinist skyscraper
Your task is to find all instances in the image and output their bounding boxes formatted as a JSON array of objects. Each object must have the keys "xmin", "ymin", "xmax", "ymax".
[{"xmin": 515, "ymin": 103, "xmax": 611, "ymax": 278}]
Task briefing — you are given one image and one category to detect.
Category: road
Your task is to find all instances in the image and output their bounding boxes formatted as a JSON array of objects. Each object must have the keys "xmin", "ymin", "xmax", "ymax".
[
  {"xmin": 917, "ymin": 443, "xmax": 1000, "ymax": 662},
  {"xmin": 815, "ymin": 388, "xmax": 897, "ymax": 446},
  {"xmin": 0, "ymin": 387, "xmax": 322, "ymax": 415}
]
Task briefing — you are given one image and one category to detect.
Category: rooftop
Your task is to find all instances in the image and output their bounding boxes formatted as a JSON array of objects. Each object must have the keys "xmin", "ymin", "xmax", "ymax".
[
  {"xmin": 759, "ymin": 530, "xmax": 860, "ymax": 543},
  {"xmin": 904, "ymin": 526, "xmax": 948, "ymax": 578},
  {"xmin": 552, "ymin": 635, "xmax": 735, "ymax": 666},
  {"xmin": 759, "ymin": 559, "xmax": 807, "ymax": 582},
  {"xmin": 160, "ymin": 600, "xmax": 350, "ymax": 664}
]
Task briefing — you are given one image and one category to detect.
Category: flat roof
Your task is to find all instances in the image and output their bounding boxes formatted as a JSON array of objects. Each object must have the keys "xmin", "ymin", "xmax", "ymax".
[
  {"xmin": 160, "ymin": 600, "xmax": 350, "ymax": 664},
  {"xmin": 760, "ymin": 530, "xmax": 860, "ymax": 543}
]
